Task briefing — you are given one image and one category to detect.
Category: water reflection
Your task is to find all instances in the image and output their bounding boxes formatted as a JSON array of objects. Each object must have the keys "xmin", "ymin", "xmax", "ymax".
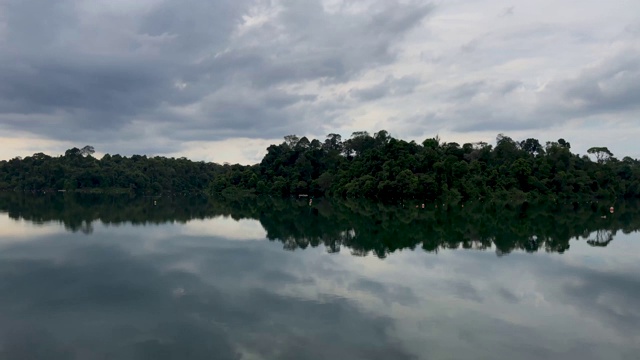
[
  {"xmin": 0, "ymin": 226, "xmax": 415, "ymax": 359},
  {"xmin": 0, "ymin": 193, "xmax": 637, "ymax": 256},
  {"xmin": 0, "ymin": 194, "xmax": 639, "ymax": 359}
]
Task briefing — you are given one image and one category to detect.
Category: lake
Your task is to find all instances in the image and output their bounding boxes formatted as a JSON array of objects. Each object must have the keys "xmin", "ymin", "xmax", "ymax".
[{"xmin": 0, "ymin": 194, "xmax": 639, "ymax": 360}]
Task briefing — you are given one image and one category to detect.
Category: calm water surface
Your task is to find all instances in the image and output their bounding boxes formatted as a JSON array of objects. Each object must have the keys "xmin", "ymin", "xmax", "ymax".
[{"xmin": 0, "ymin": 194, "xmax": 639, "ymax": 359}]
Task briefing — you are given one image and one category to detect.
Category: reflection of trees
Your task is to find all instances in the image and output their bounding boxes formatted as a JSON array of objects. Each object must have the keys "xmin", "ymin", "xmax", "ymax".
[
  {"xmin": 587, "ymin": 230, "xmax": 615, "ymax": 247},
  {"xmin": 1, "ymin": 193, "xmax": 638, "ymax": 257},
  {"xmin": 256, "ymin": 199, "xmax": 633, "ymax": 257},
  {"xmin": 0, "ymin": 193, "xmax": 213, "ymax": 233},
  {"xmin": 79, "ymin": 221, "xmax": 94, "ymax": 235}
]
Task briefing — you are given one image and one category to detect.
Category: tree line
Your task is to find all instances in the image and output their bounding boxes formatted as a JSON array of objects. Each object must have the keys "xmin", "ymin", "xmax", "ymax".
[
  {"xmin": 1, "ymin": 132, "xmax": 639, "ymax": 201},
  {"xmin": 0, "ymin": 146, "xmax": 218, "ymax": 194}
]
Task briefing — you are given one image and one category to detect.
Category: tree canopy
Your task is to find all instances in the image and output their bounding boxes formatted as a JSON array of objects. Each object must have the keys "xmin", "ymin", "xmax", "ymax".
[{"xmin": 1, "ymin": 132, "xmax": 639, "ymax": 202}]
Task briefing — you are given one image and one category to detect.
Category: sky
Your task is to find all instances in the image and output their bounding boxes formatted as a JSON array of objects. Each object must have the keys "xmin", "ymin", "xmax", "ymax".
[{"xmin": 0, "ymin": 0, "xmax": 639, "ymax": 164}]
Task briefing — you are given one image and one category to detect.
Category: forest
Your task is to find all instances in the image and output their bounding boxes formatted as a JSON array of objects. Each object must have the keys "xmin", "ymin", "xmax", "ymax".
[{"xmin": 1, "ymin": 131, "xmax": 639, "ymax": 202}]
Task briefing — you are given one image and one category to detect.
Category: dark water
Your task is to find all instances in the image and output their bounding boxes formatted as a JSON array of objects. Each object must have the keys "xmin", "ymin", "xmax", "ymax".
[{"xmin": 0, "ymin": 194, "xmax": 639, "ymax": 360}]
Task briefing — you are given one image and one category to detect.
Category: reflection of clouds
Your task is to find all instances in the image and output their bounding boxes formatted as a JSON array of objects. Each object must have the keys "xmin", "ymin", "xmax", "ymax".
[
  {"xmin": 180, "ymin": 217, "xmax": 266, "ymax": 240},
  {"xmin": 0, "ymin": 235, "xmax": 414, "ymax": 360},
  {"xmin": 349, "ymin": 278, "xmax": 419, "ymax": 306},
  {"xmin": 560, "ymin": 267, "xmax": 640, "ymax": 335},
  {"xmin": 1, "ymin": 328, "xmax": 75, "ymax": 360},
  {"xmin": 448, "ymin": 281, "xmax": 484, "ymax": 302},
  {"xmin": 0, "ymin": 216, "xmax": 65, "ymax": 244},
  {"xmin": 497, "ymin": 287, "xmax": 520, "ymax": 304},
  {"xmin": 0, "ymin": 218, "xmax": 639, "ymax": 359},
  {"xmin": 343, "ymin": 240, "xmax": 640, "ymax": 357}
]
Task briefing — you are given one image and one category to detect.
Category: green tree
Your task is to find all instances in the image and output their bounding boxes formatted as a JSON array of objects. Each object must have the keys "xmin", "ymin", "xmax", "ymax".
[{"xmin": 588, "ymin": 147, "xmax": 613, "ymax": 163}]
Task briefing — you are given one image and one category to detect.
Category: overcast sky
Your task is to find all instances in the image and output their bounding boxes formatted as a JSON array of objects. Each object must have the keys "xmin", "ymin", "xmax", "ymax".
[{"xmin": 1, "ymin": 0, "xmax": 638, "ymax": 164}]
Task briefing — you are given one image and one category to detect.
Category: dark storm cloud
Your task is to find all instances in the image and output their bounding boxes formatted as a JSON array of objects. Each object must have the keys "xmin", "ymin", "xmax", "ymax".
[
  {"xmin": 0, "ymin": 56, "xmax": 176, "ymax": 118},
  {"xmin": 0, "ymin": 0, "xmax": 434, "ymax": 150}
]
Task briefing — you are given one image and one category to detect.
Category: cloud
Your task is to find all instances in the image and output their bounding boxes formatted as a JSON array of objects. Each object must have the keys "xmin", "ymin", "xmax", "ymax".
[
  {"xmin": 406, "ymin": 45, "xmax": 640, "ymax": 141},
  {"xmin": 350, "ymin": 76, "xmax": 421, "ymax": 101},
  {"xmin": 0, "ymin": 0, "xmax": 434, "ymax": 159},
  {"xmin": 497, "ymin": 287, "xmax": 520, "ymax": 303},
  {"xmin": 0, "ymin": 0, "xmax": 639, "ymax": 163},
  {"xmin": 559, "ymin": 49, "xmax": 640, "ymax": 115},
  {"xmin": 446, "ymin": 81, "xmax": 486, "ymax": 101},
  {"xmin": 499, "ymin": 6, "xmax": 515, "ymax": 17}
]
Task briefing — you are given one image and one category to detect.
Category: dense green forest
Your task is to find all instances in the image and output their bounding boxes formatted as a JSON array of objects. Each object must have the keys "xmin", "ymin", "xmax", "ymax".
[
  {"xmin": 1, "ymin": 132, "xmax": 639, "ymax": 202},
  {"xmin": 0, "ymin": 193, "xmax": 634, "ymax": 257}
]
